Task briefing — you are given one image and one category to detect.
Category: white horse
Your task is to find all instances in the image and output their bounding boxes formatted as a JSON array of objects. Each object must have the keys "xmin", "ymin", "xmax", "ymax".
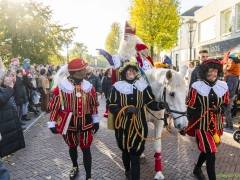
[{"xmin": 142, "ymin": 68, "xmax": 189, "ymax": 180}]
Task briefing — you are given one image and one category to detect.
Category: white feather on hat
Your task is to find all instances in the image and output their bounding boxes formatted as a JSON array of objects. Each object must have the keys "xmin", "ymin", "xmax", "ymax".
[{"xmin": 51, "ymin": 65, "xmax": 69, "ymax": 91}]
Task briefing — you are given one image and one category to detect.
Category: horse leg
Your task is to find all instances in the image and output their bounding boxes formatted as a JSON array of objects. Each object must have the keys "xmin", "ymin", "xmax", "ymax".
[{"xmin": 154, "ymin": 119, "xmax": 165, "ymax": 180}]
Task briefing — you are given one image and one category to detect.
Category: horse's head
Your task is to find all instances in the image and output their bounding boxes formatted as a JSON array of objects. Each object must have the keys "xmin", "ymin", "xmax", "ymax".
[{"xmin": 164, "ymin": 69, "xmax": 188, "ymax": 130}]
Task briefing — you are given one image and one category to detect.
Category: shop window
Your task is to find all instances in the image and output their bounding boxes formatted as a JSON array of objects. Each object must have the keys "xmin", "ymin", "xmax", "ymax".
[{"xmin": 221, "ymin": 8, "xmax": 232, "ymax": 35}]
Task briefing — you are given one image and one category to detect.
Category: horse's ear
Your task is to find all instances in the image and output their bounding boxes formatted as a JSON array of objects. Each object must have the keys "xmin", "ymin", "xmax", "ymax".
[
  {"xmin": 179, "ymin": 65, "xmax": 188, "ymax": 78},
  {"xmin": 166, "ymin": 70, "xmax": 172, "ymax": 81}
]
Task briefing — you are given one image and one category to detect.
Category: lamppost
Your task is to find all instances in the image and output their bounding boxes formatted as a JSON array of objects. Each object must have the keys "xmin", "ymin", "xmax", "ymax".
[
  {"xmin": 185, "ymin": 19, "xmax": 197, "ymax": 61},
  {"xmin": 65, "ymin": 39, "xmax": 72, "ymax": 63}
]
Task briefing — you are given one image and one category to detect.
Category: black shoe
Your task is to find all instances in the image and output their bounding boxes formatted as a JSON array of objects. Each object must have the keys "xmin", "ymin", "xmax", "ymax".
[
  {"xmin": 69, "ymin": 167, "xmax": 78, "ymax": 180},
  {"xmin": 22, "ymin": 115, "xmax": 31, "ymax": 121},
  {"xmin": 193, "ymin": 165, "xmax": 207, "ymax": 180},
  {"xmin": 125, "ymin": 170, "xmax": 132, "ymax": 180},
  {"xmin": 20, "ymin": 121, "xmax": 26, "ymax": 125}
]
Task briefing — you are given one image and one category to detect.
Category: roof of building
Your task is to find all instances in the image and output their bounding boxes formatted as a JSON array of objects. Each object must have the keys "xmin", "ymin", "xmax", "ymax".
[{"xmin": 181, "ymin": 6, "xmax": 203, "ymax": 16}]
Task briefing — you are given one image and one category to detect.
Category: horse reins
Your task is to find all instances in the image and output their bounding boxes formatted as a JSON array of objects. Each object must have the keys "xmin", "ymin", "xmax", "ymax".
[{"xmin": 161, "ymin": 84, "xmax": 188, "ymax": 121}]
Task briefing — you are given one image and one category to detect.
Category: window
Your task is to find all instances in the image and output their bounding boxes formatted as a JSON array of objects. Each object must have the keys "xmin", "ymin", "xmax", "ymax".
[
  {"xmin": 199, "ymin": 16, "xmax": 216, "ymax": 42},
  {"xmin": 237, "ymin": 4, "xmax": 240, "ymax": 31},
  {"xmin": 221, "ymin": 8, "xmax": 232, "ymax": 35}
]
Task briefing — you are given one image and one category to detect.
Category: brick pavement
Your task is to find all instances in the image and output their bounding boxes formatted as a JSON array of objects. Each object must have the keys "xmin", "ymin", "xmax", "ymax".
[{"xmin": 3, "ymin": 98, "xmax": 240, "ymax": 180}]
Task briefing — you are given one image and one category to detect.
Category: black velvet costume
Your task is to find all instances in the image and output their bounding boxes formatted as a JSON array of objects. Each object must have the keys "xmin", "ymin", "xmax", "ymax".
[{"xmin": 107, "ymin": 79, "xmax": 163, "ymax": 156}]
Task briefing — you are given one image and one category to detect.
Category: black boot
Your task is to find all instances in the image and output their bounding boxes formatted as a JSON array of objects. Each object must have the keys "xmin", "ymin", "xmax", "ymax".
[
  {"xmin": 193, "ymin": 165, "xmax": 207, "ymax": 180},
  {"xmin": 125, "ymin": 170, "xmax": 132, "ymax": 180},
  {"xmin": 69, "ymin": 166, "xmax": 79, "ymax": 180},
  {"xmin": 22, "ymin": 114, "xmax": 31, "ymax": 121}
]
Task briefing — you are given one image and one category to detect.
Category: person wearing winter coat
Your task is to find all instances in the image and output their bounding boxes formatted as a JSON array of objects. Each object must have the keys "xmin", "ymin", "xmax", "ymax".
[
  {"xmin": 84, "ymin": 66, "xmax": 102, "ymax": 95},
  {"xmin": 22, "ymin": 58, "xmax": 31, "ymax": 70},
  {"xmin": 0, "ymin": 75, "xmax": 25, "ymax": 159},
  {"xmin": 9, "ymin": 58, "xmax": 20, "ymax": 72},
  {"xmin": 101, "ymin": 68, "xmax": 112, "ymax": 98},
  {"xmin": 163, "ymin": 55, "xmax": 172, "ymax": 69},
  {"xmin": 38, "ymin": 68, "xmax": 49, "ymax": 111},
  {"xmin": 102, "ymin": 68, "xmax": 113, "ymax": 118},
  {"xmin": 13, "ymin": 69, "xmax": 28, "ymax": 125}
]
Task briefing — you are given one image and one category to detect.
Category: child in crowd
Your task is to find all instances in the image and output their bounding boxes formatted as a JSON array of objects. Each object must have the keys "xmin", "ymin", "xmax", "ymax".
[{"xmin": 224, "ymin": 53, "xmax": 240, "ymax": 81}]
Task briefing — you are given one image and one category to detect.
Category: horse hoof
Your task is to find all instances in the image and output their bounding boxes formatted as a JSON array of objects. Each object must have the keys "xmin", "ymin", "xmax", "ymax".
[
  {"xmin": 154, "ymin": 171, "xmax": 164, "ymax": 180},
  {"xmin": 140, "ymin": 156, "xmax": 146, "ymax": 164}
]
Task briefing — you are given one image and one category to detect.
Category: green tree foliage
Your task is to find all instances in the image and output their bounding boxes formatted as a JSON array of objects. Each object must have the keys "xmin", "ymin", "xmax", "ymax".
[
  {"xmin": 0, "ymin": 0, "xmax": 77, "ymax": 65},
  {"xmin": 105, "ymin": 22, "xmax": 122, "ymax": 55},
  {"xmin": 96, "ymin": 55, "xmax": 109, "ymax": 68},
  {"xmin": 69, "ymin": 42, "xmax": 93, "ymax": 63},
  {"xmin": 129, "ymin": 0, "xmax": 181, "ymax": 58},
  {"xmin": 88, "ymin": 56, "xmax": 108, "ymax": 68}
]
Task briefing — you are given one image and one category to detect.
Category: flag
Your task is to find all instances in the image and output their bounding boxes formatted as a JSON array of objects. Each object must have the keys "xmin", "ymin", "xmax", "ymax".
[{"xmin": 221, "ymin": 46, "xmax": 232, "ymax": 65}]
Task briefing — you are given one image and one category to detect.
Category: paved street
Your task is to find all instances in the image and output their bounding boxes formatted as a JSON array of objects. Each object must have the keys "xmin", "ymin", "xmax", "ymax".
[{"xmin": 3, "ymin": 98, "xmax": 240, "ymax": 180}]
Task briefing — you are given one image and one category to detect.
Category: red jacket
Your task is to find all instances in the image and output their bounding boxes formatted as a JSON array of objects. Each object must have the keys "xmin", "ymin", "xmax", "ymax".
[
  {"xmin": 48, "ymin": 80, "xmax": 99, "ymax": 131},
  {"xmin": 135, "ymin": 44, "xmax": 154, "ymax": 67}
]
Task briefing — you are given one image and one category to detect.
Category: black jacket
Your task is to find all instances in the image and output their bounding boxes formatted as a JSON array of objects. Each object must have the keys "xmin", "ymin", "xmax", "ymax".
[
  {"xmin": 0, "ymin": 87, "xmax": 25, "ymax": 157},
  {"xmin": 189, "ymin": 65, "xmax": 200, "ymax": 88},
  {"xmin": 84, "ymin": 73, "xmax": 102, "ymax": 93},
  {"xmin": 102, "ymin": 76, "xmax": 112, "ymax": 96},
  {"xmin": 226, "ymin": 76, "xmax": 239, "ymax": 98},
  {"xmin": 13, "ymin": 76, "xmax": 28, "ymax": 105}
]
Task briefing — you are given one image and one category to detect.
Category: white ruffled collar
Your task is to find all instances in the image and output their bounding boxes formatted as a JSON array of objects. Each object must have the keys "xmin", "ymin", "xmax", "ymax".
[
  {"xmin": 192, "ymin": 80, "xmax": 228, "ymax": 97},
  {"xmin": 113, "ymin": 80, "xmax": 148, "ymax": 94},
  {"xmin": 58, "ymin": 79, "xmax": 92, "ymax": 94}
]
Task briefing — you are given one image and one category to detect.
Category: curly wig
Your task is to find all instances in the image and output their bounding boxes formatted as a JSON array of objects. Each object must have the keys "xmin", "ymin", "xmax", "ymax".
[
  {"xmin": 119, "ymin": 62, "xmax": 140, "ymax": 80},
  {"xmin": 199, "ymin": 59, "xmax": 223, "ymax": 80}
]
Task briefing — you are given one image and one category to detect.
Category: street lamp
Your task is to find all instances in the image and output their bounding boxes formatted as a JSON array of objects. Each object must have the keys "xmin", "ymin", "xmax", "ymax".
[
  {"xmin": 65, "ymin": 40, "xmax": 72, "ymax": 63},
  {"xmin": 185, "ymin": 19, "xmax": 197, "ymax": 61}
]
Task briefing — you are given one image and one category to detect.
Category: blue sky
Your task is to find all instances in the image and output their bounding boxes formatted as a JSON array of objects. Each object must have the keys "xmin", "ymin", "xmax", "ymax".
[{"xmin": 40, "ymin": 0, "xmax": 213, "ymax": 55}]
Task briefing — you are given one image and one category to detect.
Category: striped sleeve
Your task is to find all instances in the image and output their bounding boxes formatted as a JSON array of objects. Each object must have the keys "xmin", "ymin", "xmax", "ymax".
[
  {"xmin": 48, "ymin": 87, "xmax": 61, "ymax": 122},
  {"xmin": 107, "ymin": 87, "xmax": 121, "ymax": 114},
  {"xmin": 107, "ymin": 87, "xmax": 118, "ymax": 107},
  {"xmin": 186, "ymin": 87, "xmax": 197, "ymax": 109}
]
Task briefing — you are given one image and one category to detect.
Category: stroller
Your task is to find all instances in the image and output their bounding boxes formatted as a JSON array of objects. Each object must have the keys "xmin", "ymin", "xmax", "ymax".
[{"xmin": 233, "ymin": 122, "xmax": 240, "ymax": 143}]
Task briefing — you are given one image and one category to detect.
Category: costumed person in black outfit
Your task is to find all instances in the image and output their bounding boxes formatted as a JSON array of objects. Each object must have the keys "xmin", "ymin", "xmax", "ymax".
[
  {"xmin": 185, "ymin": 59, "xmax": 229, "ymax": 180},
  {"xmin": 47, "ymin": 58, "xmax": 100, "ymax": 180},
  {"xmin": 107, "ymin": 62, "xmax": 168, "ymax": 180}
]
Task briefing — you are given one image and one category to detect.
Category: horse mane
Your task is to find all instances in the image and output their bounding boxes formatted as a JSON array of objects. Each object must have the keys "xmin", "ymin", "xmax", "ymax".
[
  {"xmin": 167, "ymin": 70, "xmax": 186, "ymax": 91},
  {"xmin": 145, "ymin": 68, "xmax": 186, "ymax": 91}
]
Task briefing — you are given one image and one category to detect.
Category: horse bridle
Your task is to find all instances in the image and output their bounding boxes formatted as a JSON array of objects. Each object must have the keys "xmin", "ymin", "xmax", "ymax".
[
  {"xmin": 162, "ymin": 84, "xmax": 187, "ymax": 121},
  {"xmin": 147, "ymin": 81, "xmax": 187, "ymax": 126}
]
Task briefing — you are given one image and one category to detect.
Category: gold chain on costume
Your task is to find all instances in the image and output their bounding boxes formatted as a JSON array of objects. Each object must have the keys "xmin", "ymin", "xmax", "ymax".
[{"xmin": 115, "ymin": 106, "xmax": 171, "ymax": 150}]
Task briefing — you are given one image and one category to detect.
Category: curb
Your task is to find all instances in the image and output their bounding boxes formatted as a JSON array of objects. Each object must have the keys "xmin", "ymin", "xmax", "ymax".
[{"xmin": 23, "ymin": 112, "xmax": 47, "ymax": 133}]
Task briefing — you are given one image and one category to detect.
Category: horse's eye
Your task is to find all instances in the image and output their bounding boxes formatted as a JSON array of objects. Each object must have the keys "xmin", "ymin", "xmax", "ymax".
[{"xmin": 170, "ymin": 92, "xmax": 175, "ymax": 97}]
